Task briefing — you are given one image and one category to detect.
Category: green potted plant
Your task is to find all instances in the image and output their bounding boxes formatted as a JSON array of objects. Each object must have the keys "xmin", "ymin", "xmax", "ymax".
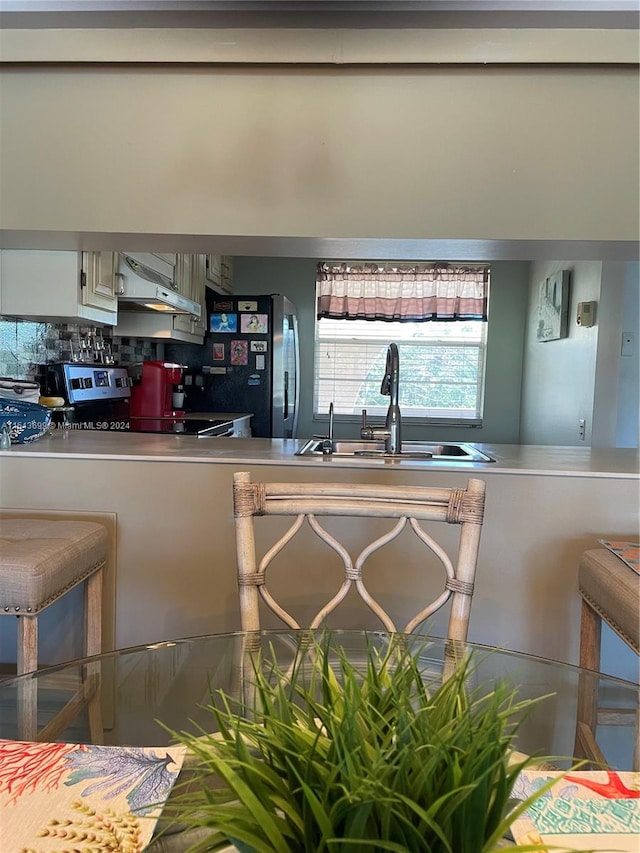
[{"xmin": 159, "ymin": 635, "xmax": 566, "ymax": 853}]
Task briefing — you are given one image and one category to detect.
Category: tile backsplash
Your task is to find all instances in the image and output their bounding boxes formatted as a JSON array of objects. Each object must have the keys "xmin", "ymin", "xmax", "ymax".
[{"xmin": 0, "ymin": 317, "xmax": 159, "ymax": 380}]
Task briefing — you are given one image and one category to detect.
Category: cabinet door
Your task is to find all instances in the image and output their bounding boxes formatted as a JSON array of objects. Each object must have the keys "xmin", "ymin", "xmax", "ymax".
[
  {"xmin": 205, "ymin": 254, "xmax": 233, "ymax": 294},
  {"xmin": 205, "ymin": 254, "xmax": 222, "ymax": 287},
  {"xmin": 173, "ymin": 254, "xmax": 195, "ymax": 334},
  {"xmin": 220, "ymin": 255, "xmax": 234, "ymax": 294},
  {"xmin": 191, "ymin": 254, "xmax": 207, "ymax": 337},
  {"xmin": 81, "ymin": 251, "xmax": 118, "ymax": 311},
  {"xmin": 172, "ymin": 254, "xmax": 206, "ymax": 340}
]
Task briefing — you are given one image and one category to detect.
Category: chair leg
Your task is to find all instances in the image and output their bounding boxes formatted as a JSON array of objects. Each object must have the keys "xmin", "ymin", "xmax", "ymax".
[
  {"xmin": 574, "ymin": 598, "xmax": 603, "ymax": 766},
  {"xmin": 16, "ymin": 615, "xmax": 38, "ymax": 741},
  {"xmin": 84, "ymin": 568, "xmax": 104, "ymax": 743},
  {"xmin": 634, "ymin": 704, "xmax": 640, "ymax": 772},
  {"xmin": 17, "ymin": 613, "xmax": 38, "ymax": 676},
  {"xmin": 85, "ymin": 567, "xmax": 103, "ymax": 658},
  {"xmin": 40, "ymin": 568, "xmax": 106, "ymax": 743}
]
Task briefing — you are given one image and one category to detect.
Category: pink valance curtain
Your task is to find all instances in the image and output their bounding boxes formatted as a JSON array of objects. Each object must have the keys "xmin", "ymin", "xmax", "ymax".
[{"xmin": 316, "ymin": 263, "xmax": 488, "ymax": 322}]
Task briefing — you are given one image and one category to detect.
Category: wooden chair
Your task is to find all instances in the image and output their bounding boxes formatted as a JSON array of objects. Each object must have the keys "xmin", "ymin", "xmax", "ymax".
[
  {"xmin": 0, "ymin": 517, "xmax": 108, "ymax": 741},
  {"xmin": 574, "ymin": 547, "xmax": 640, "ymax": 770},
  {"xmin": 232, "ymin": 471, "xmax": 486, "ymax": 646}
]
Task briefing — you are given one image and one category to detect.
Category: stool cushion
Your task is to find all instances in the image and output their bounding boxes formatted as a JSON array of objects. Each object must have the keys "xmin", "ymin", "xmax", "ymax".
[
  {"xmin": 0, "ymin": 519, "xmax": 107, "ymax": 614},
  {"xmin": 578, "ymin": 548, "xmax": 640, "ymax": 653}
]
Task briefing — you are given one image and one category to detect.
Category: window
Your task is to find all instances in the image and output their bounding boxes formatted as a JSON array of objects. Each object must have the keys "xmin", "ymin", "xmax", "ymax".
[{"xmin": 313, "ymin": 263, "xmax": 489, "ymax": 425}]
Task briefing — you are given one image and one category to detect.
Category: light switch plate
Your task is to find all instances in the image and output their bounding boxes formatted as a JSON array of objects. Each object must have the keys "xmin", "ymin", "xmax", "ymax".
[{"xmin": 621, "ymin": 332, "xmax": 635, "ymax": 357}]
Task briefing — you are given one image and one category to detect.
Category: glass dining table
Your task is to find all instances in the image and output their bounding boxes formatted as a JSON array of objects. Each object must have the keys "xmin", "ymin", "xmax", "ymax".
[
  {"xmin": 0, "ymin": 629, "xmax": 636, "ymax": 767},
  {"xmin": 1, "ymin": 630, "xmax": 638, "ymax": 853},
  {"xmin": 0, "ymin": 630, "xmax": 640, "ymax": 853}
]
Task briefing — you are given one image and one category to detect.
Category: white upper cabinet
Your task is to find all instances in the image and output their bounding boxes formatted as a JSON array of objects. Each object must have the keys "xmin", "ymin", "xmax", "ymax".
[
  {"xmin": 81, "ymin": 251, "xmax": 119, "ymax": 311},
  {"xmin": 0, "ymin": 250, "xmax": 118, "ymax": 325},
  {"xmin": 190, "ymin": 253, "xmax": 207, "ymax": 338},
  {"xmin": 172, "ymin": 253, "xmax": 207, "ymax": 340},
  {"xmin": 221, "ymin": 256, "xmax": 234, "ymax": 294},
  {"xmin": 205, "ymin": 254, "xmax": 222, "ymax": 287},
  {"xmin": 171, "ymin": 253, "xmax": 193, "ymax": 336},
  {"xmin": 205, "ymin": 254, "xmax": 233, "ymax": 294}
]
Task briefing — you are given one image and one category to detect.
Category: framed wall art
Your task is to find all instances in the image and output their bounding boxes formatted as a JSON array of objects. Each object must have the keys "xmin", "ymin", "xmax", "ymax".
[{"xmin": 536, "ymin": 270, "xmax": 571, "ymax": 342}]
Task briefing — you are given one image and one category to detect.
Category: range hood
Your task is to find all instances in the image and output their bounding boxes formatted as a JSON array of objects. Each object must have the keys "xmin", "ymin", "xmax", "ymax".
[{"xmin": 116, "ymin": 253, "xmax": 201, "ymax": 317}]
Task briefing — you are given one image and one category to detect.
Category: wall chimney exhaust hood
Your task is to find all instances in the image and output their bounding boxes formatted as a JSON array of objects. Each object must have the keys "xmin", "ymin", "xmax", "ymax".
[{"xmin": 116, "ymin": 253, "xmax": 201, "ymax": 317}]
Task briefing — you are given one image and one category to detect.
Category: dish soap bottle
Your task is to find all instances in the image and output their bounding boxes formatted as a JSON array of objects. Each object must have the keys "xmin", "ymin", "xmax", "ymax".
[{"xmin": 0, "ymin": 424, "xmax": 11, "ymax": 449}]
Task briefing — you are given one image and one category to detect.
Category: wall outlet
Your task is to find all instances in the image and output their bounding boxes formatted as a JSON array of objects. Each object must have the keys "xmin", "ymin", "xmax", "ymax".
[
  {"xmin": 578, "ymin": 418, "xmax": 586, "ymax": 441},
  {"xmin": 621, "ymin": 332, "xmax": 635, "ymax": 357}
]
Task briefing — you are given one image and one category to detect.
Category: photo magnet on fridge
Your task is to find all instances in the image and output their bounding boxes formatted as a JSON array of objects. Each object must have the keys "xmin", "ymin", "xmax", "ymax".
[
  {"xmin": 238, "ymin": 300, "xmax": 258, "ymax": 312},
  {"xmin": 210, "ymin": 313, "xmax": 237, "ymax": 333},
  {"xmin": 250, "ymin": 340, "xmax": 267, "ymax": 353},
  {"xmin": 212, "ymin": 343, "xmax": 225, "ymax": 360},
  {"xmin": 213, "ymin": 300, "xmax": 233, "ymax": 312},
  {"xmin": 230, "ymin": 340, "xmax": 249, "ymax": 365},
  {"xmin": 240, "ymin": 313, "xmax": 268, "ymax": 334}
]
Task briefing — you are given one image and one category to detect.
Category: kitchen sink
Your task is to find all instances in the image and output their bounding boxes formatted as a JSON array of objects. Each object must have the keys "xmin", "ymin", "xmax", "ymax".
[{"xmin": 295, "ymin": 438, "xmax": 494, "ymax": 462}]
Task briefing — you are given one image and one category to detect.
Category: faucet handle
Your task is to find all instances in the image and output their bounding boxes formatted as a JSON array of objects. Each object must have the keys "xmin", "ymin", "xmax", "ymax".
[{"xmin": 360, "ymin": 408, "xmax": 375, "ymax": 440}]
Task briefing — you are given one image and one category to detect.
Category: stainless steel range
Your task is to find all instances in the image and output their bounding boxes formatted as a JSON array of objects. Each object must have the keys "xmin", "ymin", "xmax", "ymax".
[{"xmin": 44, "ymin": 363, "xmax": 132, "ymax": 405}]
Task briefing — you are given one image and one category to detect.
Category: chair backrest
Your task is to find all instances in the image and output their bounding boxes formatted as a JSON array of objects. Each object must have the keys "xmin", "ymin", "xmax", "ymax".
[{"xmin": 233, "ymin": 471, "xmax": 486, "ymax": 644}]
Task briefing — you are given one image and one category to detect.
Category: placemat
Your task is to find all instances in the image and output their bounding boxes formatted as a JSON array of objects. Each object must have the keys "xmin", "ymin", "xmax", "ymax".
[
  {"xmin": 511, "ymin": 769, "xmax": 640, "ymax": 851},
  {"xmin": 0, "ymin": 739, "xmax": 187, "ymax": 852},
  {"xmin": 598, "ymin": 539, "xmax": 640, "ymax": 574}
]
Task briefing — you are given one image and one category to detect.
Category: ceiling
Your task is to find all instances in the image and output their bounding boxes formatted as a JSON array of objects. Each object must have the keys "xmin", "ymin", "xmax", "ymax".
[{"xmin": 0, "ymin": 0, "xmax": 637, "ymax": 29}]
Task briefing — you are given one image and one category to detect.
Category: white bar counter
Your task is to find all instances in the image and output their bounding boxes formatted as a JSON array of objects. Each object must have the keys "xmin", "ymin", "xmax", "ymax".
[
  {"xmin": 0, "ymin": 431, "xmax": 638, "ymax": 677},
  {"xmin": 1, "ymin": 430, "xmax": 638, "ymax": 478}
]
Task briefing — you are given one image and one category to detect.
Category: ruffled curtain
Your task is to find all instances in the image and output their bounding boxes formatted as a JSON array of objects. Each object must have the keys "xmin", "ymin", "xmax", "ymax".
[{"xmin": 316, "ymin": 263, "xmax": 488, "ymax": 322}]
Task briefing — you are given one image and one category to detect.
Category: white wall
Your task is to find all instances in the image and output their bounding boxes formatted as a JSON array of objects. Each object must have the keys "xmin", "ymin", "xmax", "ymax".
[
  {"xmin": 592, "ymin": 262, "xmax": 628, "ymax": 447},
  {"xmin": 616, "ymin": 262, "xmax": 640, "ymax": 448},
  {"xmin": 0, "ymin": 66, "xmax": 638, "ymax": 244},
  {"xmin": 520, "ymin": 261, "xmax": 601, "ymax": 445},
  {"xmin": 1, "ymin": 453, "xmax": 638, "ymax": 674}
]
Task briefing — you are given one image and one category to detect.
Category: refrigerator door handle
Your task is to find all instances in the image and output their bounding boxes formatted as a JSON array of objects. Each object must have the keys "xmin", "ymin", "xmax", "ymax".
[
  {"xmin": 284, "ymin": 370, "xmax": 289, "ymax": 420},
  {"xmin": 291, "ymin": 313, "xmax": 300, "ymax": 439}
]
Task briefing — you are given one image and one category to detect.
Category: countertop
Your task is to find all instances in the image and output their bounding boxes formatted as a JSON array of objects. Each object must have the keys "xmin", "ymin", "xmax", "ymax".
[
  {"xmin": 175, "ymin": 412, "xmax": 251, "ymax": 421},
  {"xmin": 1, "ymin": 431, "xmax": 638, "ymax": 478}
]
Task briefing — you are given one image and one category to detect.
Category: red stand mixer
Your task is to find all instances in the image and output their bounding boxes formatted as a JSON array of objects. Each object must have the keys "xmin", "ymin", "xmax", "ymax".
[{"xmin": 129, "ymin": 361, "xmax": 186, "ymax": 424}]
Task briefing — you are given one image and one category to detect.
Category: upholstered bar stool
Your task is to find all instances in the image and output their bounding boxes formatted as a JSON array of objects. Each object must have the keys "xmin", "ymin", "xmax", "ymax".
[
  {"xmin": 574, "ymin": 547, "xmax": 640, "ymax": 769},
  {"xmin": 0, "ymin": 518, "xmax": 108, "ymax": 741}
]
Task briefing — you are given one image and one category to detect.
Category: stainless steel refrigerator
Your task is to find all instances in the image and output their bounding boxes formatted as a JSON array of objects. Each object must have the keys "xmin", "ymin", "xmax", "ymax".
[{"xmin": 168, "ymin": 293, "xmax": 299, "ymax": 438}]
